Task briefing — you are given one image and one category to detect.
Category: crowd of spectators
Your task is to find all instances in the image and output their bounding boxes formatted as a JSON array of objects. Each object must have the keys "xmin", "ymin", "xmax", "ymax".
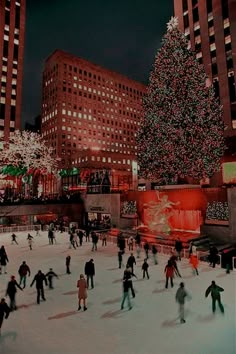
[{"xmin": 0, "ymin": 193, "xmax": 84, "ymax": 206}]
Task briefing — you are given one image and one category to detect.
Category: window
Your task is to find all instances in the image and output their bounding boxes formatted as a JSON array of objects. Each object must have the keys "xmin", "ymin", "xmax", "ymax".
[
  {"xmin": 13, "ymin": 44, "xmax": 18, "ymax": 60},
  {"xmin": 207, "ymin": 0, "xmax": 212, "ymax": 13},
  {"xmin": 192, "ymin": 0, "xmax": 198, "ymax": 6},
  {"xmin": 193, "ymin": 7, "xmax": 199, "ymax": 22},
  {"xmin": 212, "ymin": 62, "xmax": 218, "ymax": 76},
  {"xmin": 213, "ymin": 79, "xmax": 220, "ymax": 99},
  {"xmin": 221, "ymin": 0, "xmax": 229, "ymax": 20},
  {"xmin": 228, "ymin": 74, "xmax": 236, "ymax": 102},
  {"xmin": 183, "ymin": 14, "xmax": 189, "ymax": 28},
  {"xmin": 3, "ymin": 41, "xmax": 8, "ymax": 57},
  {"xmin": 15, "ymin": 5, "xmax": 20, "ymax": 29},
  {"xmin": 0, "ymin": 104, "xmax": 5, "ymax": 119},
  {"xmin": 10, "ymin": 106, "xmax": 15, "ymax": 121},
  {"xmin": 5, "ymin": 9, "xmax": 10, "ymax": 25},
  {"xmin": 182, "ymin": 0, "xmax": 188, "ymax": 12}
]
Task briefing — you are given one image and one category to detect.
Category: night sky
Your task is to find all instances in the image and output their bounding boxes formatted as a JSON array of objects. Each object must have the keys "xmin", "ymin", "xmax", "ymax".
[{"xmin": 22, "ymin": 0, "xmax": 173, "ymax": 127}]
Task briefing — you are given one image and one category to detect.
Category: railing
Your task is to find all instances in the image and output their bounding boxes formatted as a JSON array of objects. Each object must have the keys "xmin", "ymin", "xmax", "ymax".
[{"xmin": 0, "ymin": 224, "xmax": 41, "ymax": 234}]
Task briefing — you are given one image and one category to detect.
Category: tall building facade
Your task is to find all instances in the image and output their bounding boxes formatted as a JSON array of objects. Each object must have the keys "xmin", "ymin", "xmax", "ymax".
[
  {"xmin": 174, "ymin": 0, "xmax": 236, "ymax": 136},
  {"xmin": 41, "ymin": 50, "xmax": 146, "ymax": 191},
  {"xmin": 0, "ymin": 0, "xmax": 25, "ymax": 140}
]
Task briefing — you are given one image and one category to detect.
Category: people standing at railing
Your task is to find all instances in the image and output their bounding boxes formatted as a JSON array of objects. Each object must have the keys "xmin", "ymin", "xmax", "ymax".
[
  {"xmin": 175, "ymin": 238, "xmax": 183, "ymax": 261},
  {"xmin": 209, "ymin": 245, "xmax": 218, "ymax": 268},
  {"xmin": 164, "ymin": 260, "xmax": 175, "ymax": 289},
  {"xmin": 127, "ymin": 253, "xmax": 136, "ymax": 274},
  {"xmin": 0, "ymin": 246, "xmax": 9, "ymax": 274},
  {"xmin": 152, "ymin": 244, "xmax": 158, "ymax": 265},
  {"xmin": 18, "ymin": 261, "xmax": 31, "ymax": 288},
  {"xmin": 11, "ymin": 233, "xmax": 18, "ymax": 245},
  {"xmin": 144, "ymin": 241, "xmax": 150, "ymax": 259}
]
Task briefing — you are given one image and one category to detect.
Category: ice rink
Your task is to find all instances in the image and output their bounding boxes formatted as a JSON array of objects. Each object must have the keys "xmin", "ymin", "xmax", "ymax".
[{"xmin": 0, "ymin": 230, "xmax": 235, "ymax": 354}]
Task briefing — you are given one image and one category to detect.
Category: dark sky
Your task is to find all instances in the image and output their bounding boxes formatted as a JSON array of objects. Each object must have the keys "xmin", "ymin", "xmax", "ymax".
[{"xmin": 22, "ymin": 0, "xmax": 173, "ymax": 127}]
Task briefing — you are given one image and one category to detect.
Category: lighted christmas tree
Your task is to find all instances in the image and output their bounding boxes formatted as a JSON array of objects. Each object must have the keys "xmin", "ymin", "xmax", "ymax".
[{"xmin": 137, "ymin": 17, "xmax": 225, "ymax": 184}]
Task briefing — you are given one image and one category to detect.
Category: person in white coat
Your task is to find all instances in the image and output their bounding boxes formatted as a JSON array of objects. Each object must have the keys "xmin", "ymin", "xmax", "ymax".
[{"xmin": 175, "ymin": 282, "xmax": 191, "ymax": 323}]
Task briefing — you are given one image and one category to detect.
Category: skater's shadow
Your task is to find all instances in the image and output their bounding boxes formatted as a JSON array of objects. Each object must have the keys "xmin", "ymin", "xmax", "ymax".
[
  {"xmin": 39, "ymin": 244, "xmax": 52, "ymax": 247},
  {"xmin": 201, "ymin": 267, "xmax": 213, "ymax": 273},
  {"xmin": 101, "ymin": 309, "xmax": 123, "ymax": 319},
  {"xmin": 63, "ymin": 290, "xmax": 77, "ymax": 295},
  {"xmin": 182, "ymin": 274, "xmax": 194, "ymax": 279},
  {"xmin": 161, "ymin": 318, "xmax": 180, "ymax": 328},
  {"xmin": 196, "ymin": 314, "xmax": 215, "ymax": 322},
  {"xmin": 0, "ymin": 331, "xmax": 17, "ymax": 343},
  {"xmin": 103, "ymin": 297, "xmax": 121, "ymax": 305},
  {"xmin": 106, "ymin": 267, "xmax": 119, "ymax": 271},
  {"xmin": 112, "ymin": 279, "xmax": 122, "ymax": 284},
  {"xmin": 48, "ymin": 310, "xmax": 78, "ymax": 320},
  {"xmin": 216, "ymin": 273, "xmax": 229, "ymax": 278},
  {"xmin": 152, "ymin": 288, "xmax": 166, "ymax": 294},
  {"xmin": 17, "ymin": 302, "xmax": 36, "ymax": 309},
  {"xmin": 156, "ymin": 280, "xmax": 165, "ymax": 284}
]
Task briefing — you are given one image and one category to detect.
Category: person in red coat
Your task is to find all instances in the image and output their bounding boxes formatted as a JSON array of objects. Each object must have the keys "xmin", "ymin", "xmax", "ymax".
[
  {"xmin": 77, "ymin": 274, "xmax": 87, "ymax": 311},
  {"xmin": 164, "ymin": 260, "xmax": 175, "ymax": 288},
  {"xmin": 189, "ymin": 254, "xmax": 199, "ymax": 275}
]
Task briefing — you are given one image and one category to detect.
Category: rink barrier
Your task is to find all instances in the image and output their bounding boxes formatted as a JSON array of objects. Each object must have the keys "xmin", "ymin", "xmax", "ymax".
[{"xmin": 0, "ymin": 224, "xmax": 41, "ymax": 234}]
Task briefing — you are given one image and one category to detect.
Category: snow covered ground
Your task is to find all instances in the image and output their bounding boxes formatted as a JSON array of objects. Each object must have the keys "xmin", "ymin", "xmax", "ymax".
[{"xmin": 0, "ymin": 230, "xmax": 235, "ymax": 354}]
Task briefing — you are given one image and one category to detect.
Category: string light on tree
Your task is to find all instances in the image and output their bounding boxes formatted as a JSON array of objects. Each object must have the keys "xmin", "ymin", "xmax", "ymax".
[{"xmin": 136, "ymin": 17, "xmax": 225, "ymax": 184}]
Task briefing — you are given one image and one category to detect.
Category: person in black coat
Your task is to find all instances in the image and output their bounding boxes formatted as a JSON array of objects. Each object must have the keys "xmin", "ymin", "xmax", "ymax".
[
  {"xmin": 127, "ymin": 253, "xmax": 136, "ymax": 273},
  {"xmin": 123, "ymin": 267, "xmax": 137, "ymax": 298},
  {"xmin": 0, "ymin": 298, "xmax": 10, "ymax": 335},
  {"xmin": 175, "ymin": 238, "xmax": 183, "ymax": 261},
  {"xmin": 91, "ymin": 232, "xmax": 98, "ymax": 251},
  {"xmin": 46, "ymin": 268, "xmax": 58, "ymax": 289},
  {"xmin": 144, "ymin": 242, "xmax": 150, "ymax": 259},
  {"xmin": 205, "ymin": 281, "xmax": 224, "ymax": 314},
  {"xmin": 66, "ymin": 255, "xmax": 71, "ymax": 274},
  {"xmin": 152, "ymin": 245, "xmax": 158, "ymax": 265},
  {"xmin": 84, "ymin": 259, "xmax": 95, "ymax": 289},
  {"xmin": 209, "ymin": 246, "xmax": 218, "ymax": 268},
  {"xmin": 117, "ymin": 233, "xmax": 126, "ymax": 254},
  {"xmin": 0, "ymin": 246, "xmax": 9, "ymax": 274},
  {"xmin": 30, "ymin": 270, "xmax": 48, "ymax": 304},
  {"xmin": 118, "ymin": 251, "xmax": 123, "ymax": 269},
  {"xmin": 142, "ymin": 259, "xmax": 149, "ymax": 279},
  {"xmin": 78, "ymin": 230, "xmax": 84, "ymax": 246},
  {"xmin": 18, "ymin": 261, "xmax": 31, "ymax": 288},
  {"xmin": 6, "ymin": 276, "xmax": 23, "ymax": 310}
]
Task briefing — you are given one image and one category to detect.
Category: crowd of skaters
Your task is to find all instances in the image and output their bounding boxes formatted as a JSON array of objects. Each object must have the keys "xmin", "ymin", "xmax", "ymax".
[{"xmin": 0, "ymin": 227, "xmax": 227, "ymax": 335}]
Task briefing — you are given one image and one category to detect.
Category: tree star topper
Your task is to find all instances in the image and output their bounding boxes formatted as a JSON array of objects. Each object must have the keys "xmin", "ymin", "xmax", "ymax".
[{"xmin": 167, "ymin": 16, "xmax": 179, "ymax": 32}]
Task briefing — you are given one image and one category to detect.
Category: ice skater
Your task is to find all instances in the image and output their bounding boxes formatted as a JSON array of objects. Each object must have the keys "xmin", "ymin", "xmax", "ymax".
[
  {"xmin": 144, "ymin": 241, "xmax": 150, "ymax": 259},
  {"xmin": 27, "ymin": 234, "xmax": 34, "ymax": 250},
  {"xmin": 121, "ymin": 277, "xmax": 132, "ymax": 310},
  {"xmin": 142, "ymin": 259, "xmax": 149, "ymax": 279},
  {"xmin": 18, "ymin": 261, "xmax": 31, "ymax": 288},
  {"xmin": 0, "ymin": 298, "xmax": 10, "ymax": 336},
  {"xmin": 91, "ymin": 231, "xmax": 98, "ymax": 251},
  {"xmin": 175, "ymin": 238, "xmax": 183, "ymax": 261},
  {"xmin": 78, "ymin": 230, "xmax": 84, "ymax": 246},
  {"xmin": 189, "ymin": 254, "xmax": 199, "ymax": 275},
  {"xmin": 69, "ymin": 232, "xmax": 76, "ymax": 249},
  {"xmin": 46, "ymin": 268, "xmax": 58, "ymax": 289},
  {"xmin": 205, "ymin": 281, "xmax": 224, "ymax": 314},
  {"xmin": 66, "ymin": 255, "xmax": 71, "ymax": 274},
  {"xmin": 175, "ymin": 282, "xmax": 191, "ymax": 323},
  {"xmin": 77, "ymin": 274, "xmax": 87, "ymax": 311},
  {"xmin": 118, "ymin": 250, "xmax": 123, "ymax": 269},
  {"xmin": 164, "ymin": 260, "xmax": 174, "ymax": 289},
  {"xmin": 30, "ymin": 270, "xmax": 48, "ymax": 304},
  {"xmin": 127, "ymin": 253, "xmax": 136, "ymax": 274},
  {"xmin": 123, "ymin": 266, "xmax": 137, "ymax": 298},
  {"xmin": 6, "ymin": 275, "xmax": 23, "ymax": 311},
  {"xmin": 128, "ymin": 236, "xmax": 134, "ymax": 251},
  {"xmin": 84, "ymin": 259, "xmax": 95, "ymax": 289},
  {"xmin": 102, "ymin": 232, "xmax": 107, "ymax": 246},
  {"xmin": 169, "ymin": 254, "xmax": 181, "ymax": 277},
  {"xmin": 152, "ymin": 244, "xmax": 158, "ymax": 264},
  {"xmin": 11, "ymin": 233, "xmax": 18, "ymax": 245},
  {"xmin": 0, "ymin": 246, "xmax": 9, "ymax": 274}
]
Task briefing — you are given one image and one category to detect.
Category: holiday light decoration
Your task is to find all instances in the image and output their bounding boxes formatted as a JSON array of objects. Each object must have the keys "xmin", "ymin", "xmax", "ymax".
[
  {"xmin": 121, "ymin": 201, "xmax": 137, "ymax": 215},
  {"xmin": 206, "ymin": 201, "xmax": 229, "ymax": 221},
  {"xmin": 137, "ymin": 17, "xmax": 225, "ymax": 184},
  {"xmin": 0, "ymin": 130, "xmax": 59, "ymax": 176}
]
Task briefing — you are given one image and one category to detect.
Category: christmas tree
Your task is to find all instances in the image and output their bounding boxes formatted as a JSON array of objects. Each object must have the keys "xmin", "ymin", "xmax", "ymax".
[{"xmin": 137, "ymin": 17, "xmax": 225, "ymax": 184}]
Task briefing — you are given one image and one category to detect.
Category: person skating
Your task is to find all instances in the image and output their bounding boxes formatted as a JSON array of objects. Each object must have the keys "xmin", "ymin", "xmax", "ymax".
[
  {"xmin": 6, "ymin": 276, "xmax": 23, "ymax": 311},
  {"xmin": 11, "ymin": 233, "xmax": 18, "ymax": 245},
  {"xmin": 18, "ymin": 261, "xmax": 31, "ymax": 288},
  {"xmin": 84, "ymin": 259, "xmax": 95, "ymax": 289},
  {"xmin": 78, "ymin": 230, "xmax": 84, "ymax": 246},
  {"xmin": 127, "ymin": 253, "xmax": 136, "ymax": 274},
  {"xmin": 77, "ymin": 274, "xmax": 88, "ymax": 311},
  {"xmin": 128, "ymin": 236, "xmax": 134, "ymax": 251},
  {"xmin": 91, "ymin": 231, "xmax": 98, "ymax": 251},
  {"xmin": 46, "ymin": 268, "xmax": 58, "ymax": 289},
  {"xmin": 0, "ymin": 246, "xmax": 9, "ymax": 274},
  {"xmin": 144, "ymin": 241, "xmax": 150, "ymax": 259},
  {"xmin": 118, "ymin": 250, "xmax": 123, "ymax": 269},
  {"xmin": 205, "ymin": 281, "xmax": 224, "ymax": 314},
  {"xmin": 164, "ymin": 260, "xmax": 174, "ymax": 289},
  {"xmin": 135, "ymin": 232, "xmax": 141, "ymax": 258},
  {"xmin": 175, "ymin": 282, "xmax": 191, "ymax": 323},
  {"xmin": 30, "ymin": 270, "xmax": 48, "ymax": 304},
  {"xmin": 102, "ymin": 232, "xmax": 107, "ymax": 246},
  {"xmin": 175, "ymin": 238, "xmax": 183, "ymax": 261},
  {"xmin": 189, "ymin": 254, "xmax": 199, "ymax": 275},
  {"xmin": 169, "ymin": 254, "xmax": 182, "ymax": 277},
  {"xmin": 69, "ymin": 232, "xmax": 76, "ymax": 249},
  {"xmin": 123, "ymin": 266, "xmax": 137, "ymax": 298},
  {"xmin": 142, "ymin": 259, "xmax": 149, "ymax": 279},
  {"xmin": 121, "ymin": 277, "xmax": 132, "ymax": 310},
  {"xmin": 152, "ymin": 244, "xmax": 158, "ymax": 265},
  {"xmin": 27, "ymin": 234, "xmax": 34, "ymax": 250},
  {"xmin": 117, "ymin": 233, "xmax": 126, "ymax": 254},
  {"xmin": 66, "ymin": 255, "xmax": 71, "ymax": 274},
  {"xmin": 48, "ymin": 229, "xmax": 54, "ymax": 245},
  {"xmin": 0, "ymin": 298, "xmax": 10, "ymax": 336}
]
